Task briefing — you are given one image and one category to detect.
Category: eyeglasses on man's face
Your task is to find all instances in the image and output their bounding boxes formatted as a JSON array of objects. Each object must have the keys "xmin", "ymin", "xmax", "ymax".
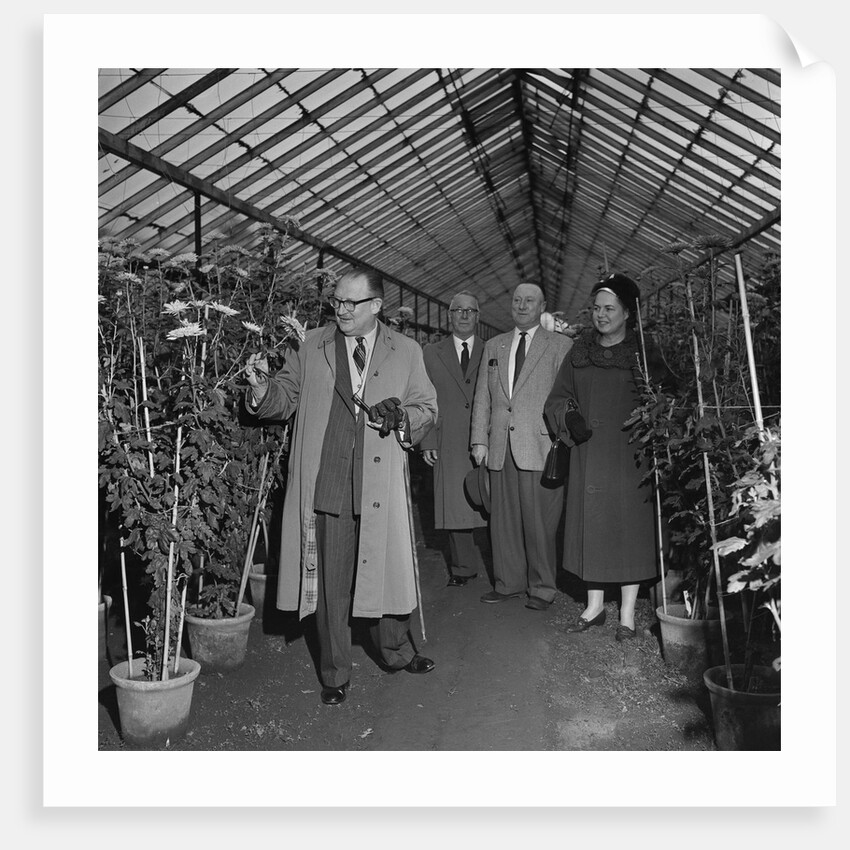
[
  {"xmin": 449, "ymin": 308, "xmax": 479, "ymax": 316},
  {"xmin": 328, "ymin": 295, "xmax": 376, "ymax": 312}
]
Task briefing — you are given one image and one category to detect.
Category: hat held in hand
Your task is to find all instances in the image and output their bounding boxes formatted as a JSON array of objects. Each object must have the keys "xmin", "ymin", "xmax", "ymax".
[{"xmin": 463, "ymin": 464, "xmax": 491, "ymax": 515}]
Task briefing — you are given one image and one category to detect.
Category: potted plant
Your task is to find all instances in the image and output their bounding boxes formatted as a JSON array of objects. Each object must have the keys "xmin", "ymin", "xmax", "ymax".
[
  {"xmin": 627, "ymin": 239, "xmax": 781, "ymax": 681},
  {"xmin": 98, "ymin": 225, "xmax": 328, "ymax": 739},
  {"xmin": 705, "ymin": 422, "xmax": 781, "ymax": 750}
]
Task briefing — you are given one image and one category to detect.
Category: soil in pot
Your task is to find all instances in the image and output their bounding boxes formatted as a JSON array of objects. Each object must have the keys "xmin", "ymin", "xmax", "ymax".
[
  {"xmin": 703, "ymin": 664, "xmax": 780, "ymax": 751},
  {"xmin": 109, "ymin": 658, "xmax": 201, "ymax": 749},
  {"xmin": 185, "ymin": 602, "xmax": 255, "ymax": 673}
]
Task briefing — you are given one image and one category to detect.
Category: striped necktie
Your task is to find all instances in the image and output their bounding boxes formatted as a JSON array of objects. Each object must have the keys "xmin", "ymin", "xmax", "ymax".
[{"xmin": 354, "ymin": 336, "xmax": 366, "ymax": 375}]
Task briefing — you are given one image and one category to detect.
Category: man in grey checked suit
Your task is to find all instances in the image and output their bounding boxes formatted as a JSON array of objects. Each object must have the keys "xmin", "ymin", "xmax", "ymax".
[{"xmin": 470, "ymin": 283, "xmax": 573, "ymax": 610}]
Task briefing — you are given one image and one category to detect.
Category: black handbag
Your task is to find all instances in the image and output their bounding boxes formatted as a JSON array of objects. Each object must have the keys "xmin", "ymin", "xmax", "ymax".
[{"xmin": 542, "ymin": 438, "xmax": 570, "ymax": 485}]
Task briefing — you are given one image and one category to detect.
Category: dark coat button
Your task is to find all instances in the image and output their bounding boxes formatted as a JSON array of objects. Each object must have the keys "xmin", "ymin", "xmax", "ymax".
[
  {"xmin": 373, "ymin": 501, "xmax": 381, "ymax": 508},
  {"xmin": 373, "ymin": 456, "xmax": 381, "ymax": 463},
  {"xmin": 510, "ymin": 426, "xmax": 515, "ymax": 431}
]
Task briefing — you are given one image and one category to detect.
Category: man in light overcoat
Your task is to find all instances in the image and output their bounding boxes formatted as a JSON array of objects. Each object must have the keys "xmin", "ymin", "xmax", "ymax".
[
  {"xmin": 421, "ymin": 291, "xmax": 487, "ymax": 587},
  {"xmin": 471, "ymin": 283, "xmax": 573, "ymax": 610},
  {"xmin": 245, "ymin": 268, "xmax": 438, "ymax": 705}
]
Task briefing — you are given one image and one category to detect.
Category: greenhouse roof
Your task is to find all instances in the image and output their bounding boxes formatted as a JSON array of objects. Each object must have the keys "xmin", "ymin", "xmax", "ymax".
[{"xmin": 98, "ymin": 67, "xmax": 780, "ymax": 333}]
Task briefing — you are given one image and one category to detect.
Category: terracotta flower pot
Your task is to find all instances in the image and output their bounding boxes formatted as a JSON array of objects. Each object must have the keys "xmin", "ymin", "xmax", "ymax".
[
  {"xmin": 656, "ymin": 603, "xmax": 724, "ymax": 681},
  {"xmin": 185, "ymin": 602, "xmax": 255, "ymax": 673},
  {"xmin": 703, "ymin": 664, "xmax": 781, "ymax": 750},
  {"xmin": 109, "ymin": 658, "xmax": 201, "ymax": 749}
]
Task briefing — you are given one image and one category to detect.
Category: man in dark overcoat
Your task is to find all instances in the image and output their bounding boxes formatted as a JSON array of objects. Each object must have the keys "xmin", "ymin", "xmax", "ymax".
[{"xmin": 421, "ymin": 291, "xmax": 487, "ymax": 587}]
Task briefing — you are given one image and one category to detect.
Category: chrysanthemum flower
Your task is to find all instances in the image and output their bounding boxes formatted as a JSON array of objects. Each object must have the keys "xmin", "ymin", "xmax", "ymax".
[
  {"xmin": 162, "ymin": 300, "xmax": 191, "ymax": 315},
  {"xmin": 166, "ymin": 320, "xmax": 207, "ymax": 340},
  {"xmin": 168, "ymin": 252, "xmax": 198, "ymax": 266},
  {"xmin": 280, "ymin": 313, "xmax": 306, "ymax": 342},
  {"xmin": 209, "ymin": 301, "xmax": 240, "ymax": 317},
  {"xmin": 397, "ymin": 306, "xmax": 414, "ymax": 320},
  {"xmin": 242, "ymin": 321, "xmax": 264, "ymax": 335}
]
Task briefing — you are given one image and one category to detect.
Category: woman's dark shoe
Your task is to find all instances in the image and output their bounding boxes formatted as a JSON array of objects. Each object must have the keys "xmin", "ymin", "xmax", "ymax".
[
  {"xmin": 615, "ymin": 625, "xmax": 637, "ymax": 642},
  {"xmin": 566, "ymin": 608, "xmax": 606, "ymax": 633}
]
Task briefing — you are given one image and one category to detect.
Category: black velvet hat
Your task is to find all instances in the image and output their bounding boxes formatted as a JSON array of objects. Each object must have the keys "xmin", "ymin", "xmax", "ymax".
[{"xmin": 591, "ymin": 273, "xmax": 641, "ymax": 326}]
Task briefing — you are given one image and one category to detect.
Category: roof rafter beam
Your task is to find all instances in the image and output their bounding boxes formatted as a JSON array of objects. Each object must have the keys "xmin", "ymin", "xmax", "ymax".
[
  {"xmin": 98, "ymin": 128, "xmax": 480, "ymax": 327},
  {"xmin": 510, "ymin": 72, "xmax": 545, "ymax": 288}
]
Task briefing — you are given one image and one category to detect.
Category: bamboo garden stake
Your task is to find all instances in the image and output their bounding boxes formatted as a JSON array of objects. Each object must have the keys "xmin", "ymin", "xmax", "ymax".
[
  {"xmin": 635, "ymin": 299, "xmax": 668, "ymax": 614},
  {"xmin": 682, "ymin": 269, "xmax": 734, "ymax": 690},
  {"xmin": 161, "ymin": 425, "xmax": 183, "ymax": 680}
]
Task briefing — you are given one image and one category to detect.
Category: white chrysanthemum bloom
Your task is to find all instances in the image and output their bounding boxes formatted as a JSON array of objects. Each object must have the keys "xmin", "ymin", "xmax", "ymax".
[
  {"xmin": 280, "ymin": 313, "xmax": 306, "ymax": 342},
  {"xmin": 209, "ymin": 301, "xmax": 240, "ymax": 317},
  {"xmin": 168, "ymin": 252, "xmax": 198, "ymax": 266},
  {"xmin": 191, "ymin": 299, "xmax": 210, "ymax": 308},
  {"xmin": 166, "ymin": 320, "xmax": 207, "ymax": 340},
  {"xmin": 97, "ymin": 294, "xmax": 106, "ymax": 304},
  {"xmin": 198, "ymin": 264, "xmax": 214, "ymax": 275},
  {"xmin": 242, "ymin": 321, "xmax": 264, "ymax": 335},
  {"xmin": 162, "ymin": 300, "xmax": 191, "ymax": 315},
  {"xmin": 397, "ymin": 306, "xmax": 414, "ymax": 319},
  {"xmin": 148, "ymin": 248, "xmax": 171, "ymax": 260},
  {"xmin": 115, "ymin": 272, "xmax": 142, "ymax": 284}
]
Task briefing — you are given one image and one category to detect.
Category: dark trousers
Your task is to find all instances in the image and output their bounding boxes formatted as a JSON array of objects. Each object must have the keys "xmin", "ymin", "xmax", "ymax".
[
  {"xmin": 489, "ymin": 443, "xmax": 564, "ymax": 602},
  {"xmin": 315, "ymin": 485, "xmax": 415, "ymax": 687},
  {"xmin": 448, "ymin": 529, "xmax": 485, "ymax": 578}
]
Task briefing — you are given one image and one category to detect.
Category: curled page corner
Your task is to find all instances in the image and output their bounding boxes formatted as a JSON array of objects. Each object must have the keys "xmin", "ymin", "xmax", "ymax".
[{"xmin": 767, "ymin": 15, "xmax": 823, "ymax": 70}]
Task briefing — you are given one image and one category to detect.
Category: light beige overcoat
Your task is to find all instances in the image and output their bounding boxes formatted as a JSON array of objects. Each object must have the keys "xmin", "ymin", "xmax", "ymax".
[{"xmin": 253, "ymin": 322, "xmax": 437, "ymax": 620}]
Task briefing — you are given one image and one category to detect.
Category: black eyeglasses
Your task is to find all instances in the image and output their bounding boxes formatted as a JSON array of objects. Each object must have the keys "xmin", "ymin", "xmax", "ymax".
[
  {"xmin": 449, "ymin": 308, "xmax": 479, "ymax": 316},
  {"xmin": 328, "ymin": 295, "xmax": 377, "ymax": 312}
]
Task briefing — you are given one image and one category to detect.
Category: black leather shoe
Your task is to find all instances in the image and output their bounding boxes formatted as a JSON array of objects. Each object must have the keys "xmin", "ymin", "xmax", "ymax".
[
  {"xmin": 320, "ymin": 682, "xmax": 349, "ymax": 705},
  {"xmin": 615, "ymin": 625, "xmax": 637, "ymax": 642},
  {"xmin": 566, "ymin": 608, "xmax": 606, "ymax": 633},
  {"xmin": 480, "ymin": 590, "xmax": 522, "ymax": 603},
  {"xmin": 402, "ymin": 654, "xmax": 435, "ymax": 674},
  {"xmin": 447, "ymin": 573, "xmax": 477, "ymax": 587},
  {"xmin": 525, "ymin": 596, "xmax": 551, "ymax": 611}
]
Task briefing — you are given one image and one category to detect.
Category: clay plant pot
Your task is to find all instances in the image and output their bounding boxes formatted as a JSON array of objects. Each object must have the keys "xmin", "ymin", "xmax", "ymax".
[
  {"xmin": 248, "ymin": 563, "xmax": 267, "ymax": 620},
  {"xmin": 185, "ymin": 602, "xmax": 255, "ymax": 673},
  {"xmin": 109, "ymin": 658, "xmax": 201, "ymax": 749},
  {"xmin": 703, "ymin": 664, "xmax": 781, "ymax": 750},
  {"xmin": 98, "ymin": 595, "xmax": 113, "ymax": 661},
  {"xmin": 656, "ymin": 603, "xmax": 724, "ymax": 682}
]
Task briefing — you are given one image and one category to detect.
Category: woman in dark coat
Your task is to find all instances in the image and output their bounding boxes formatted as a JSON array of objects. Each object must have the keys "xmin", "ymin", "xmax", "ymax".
[{"xmin": 544, "ymin": 273, "xmax": 660, "ymax": 641}]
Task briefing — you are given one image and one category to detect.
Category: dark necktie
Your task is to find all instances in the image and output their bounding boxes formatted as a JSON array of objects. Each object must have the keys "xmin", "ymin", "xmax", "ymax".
[
  {"xmin": 460, "ymin": 341, "xmax": 469, "ymax": 377},
  {"xmin": 353, "ymin": 336, "xmax": 366, "ymax": 376},
  {"xmin": 513, "ymin": 332, "xmax": 527, "ymax": 389}
]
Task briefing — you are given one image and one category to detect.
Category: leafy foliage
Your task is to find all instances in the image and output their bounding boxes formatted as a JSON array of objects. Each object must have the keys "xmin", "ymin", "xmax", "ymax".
[
  {"xmin": 98, "ymin": 225, "xmax": 331, "ymax": 678},
  {"xmin": 626, "ymin": 244, "xmax": 781, "ymax": 618}
]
